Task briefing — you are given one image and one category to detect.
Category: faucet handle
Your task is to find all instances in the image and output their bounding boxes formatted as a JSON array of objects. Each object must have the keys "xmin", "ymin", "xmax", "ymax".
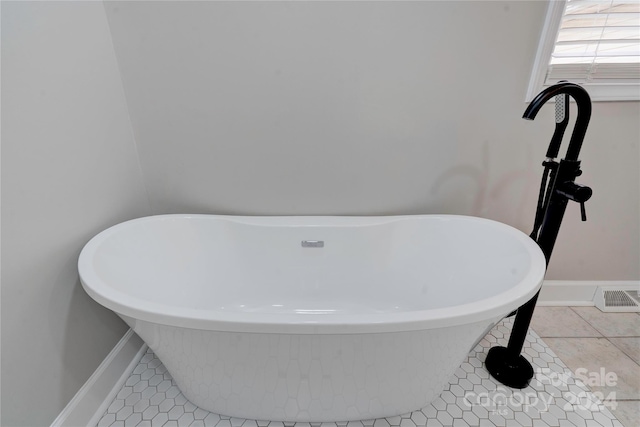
[
  {"xmin": 557, "ymin": 182, "xmax": 592, "ymax": 221},
  {"xmin": 580, "ymin": 201, "xmax": 587, "ymax": 221}
]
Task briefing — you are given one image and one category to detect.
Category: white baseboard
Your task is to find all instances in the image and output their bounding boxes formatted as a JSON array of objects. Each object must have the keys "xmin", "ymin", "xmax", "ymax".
[
  {"xmin": 537, "ymin": 280, "xmax": 640, "ymax": 306},
  {"xmin": 51, "ymin": 329, "xmax": 147, "ymax": 427}
]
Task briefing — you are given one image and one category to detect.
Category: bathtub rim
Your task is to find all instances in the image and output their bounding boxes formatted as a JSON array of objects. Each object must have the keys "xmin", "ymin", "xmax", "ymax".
[{"xmin": 78, "ymin": 214, "xmax": 546, "ymax": 334}]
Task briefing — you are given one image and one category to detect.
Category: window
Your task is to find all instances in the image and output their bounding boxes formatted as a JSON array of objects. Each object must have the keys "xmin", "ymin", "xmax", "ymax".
[{"xmin": 527, "ymin": 0, "xmax": 640, "ymax": 101}]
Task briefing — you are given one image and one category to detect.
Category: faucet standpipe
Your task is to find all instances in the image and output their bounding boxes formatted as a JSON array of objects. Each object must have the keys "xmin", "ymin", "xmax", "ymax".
[{"xmin": 485, "ymin": 82, "xmax": 592, "ymax": 389}]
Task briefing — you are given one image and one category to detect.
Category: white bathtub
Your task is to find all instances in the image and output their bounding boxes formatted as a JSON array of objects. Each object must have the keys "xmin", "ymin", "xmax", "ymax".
[{"xmin": 79, "ymin": 214, "xmax": 545, "ymax": 421}]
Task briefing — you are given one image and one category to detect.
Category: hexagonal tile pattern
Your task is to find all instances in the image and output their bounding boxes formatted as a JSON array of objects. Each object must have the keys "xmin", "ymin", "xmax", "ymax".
[{"xmin": 97, "ymin": 318, "xmax": 624, "ymax": 427}]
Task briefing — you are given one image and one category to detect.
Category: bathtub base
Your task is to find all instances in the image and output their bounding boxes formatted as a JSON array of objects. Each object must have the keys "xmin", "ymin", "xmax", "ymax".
[{"xmin": 125, "ymin": 316, "xmax": 496, "ymax": 422}]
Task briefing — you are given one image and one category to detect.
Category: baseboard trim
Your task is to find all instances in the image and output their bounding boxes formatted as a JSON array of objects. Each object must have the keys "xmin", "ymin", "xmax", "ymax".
[
  {"xmin": 51, "ymin": 329, "xmax": 147, "ymax": 427},
  {"xmin": 537, "ymin": 280, "xmax": 640, "ymax": 306}
]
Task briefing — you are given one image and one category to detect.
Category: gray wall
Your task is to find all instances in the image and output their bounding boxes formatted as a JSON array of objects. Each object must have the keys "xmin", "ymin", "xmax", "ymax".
[
  {"xmin": 104, "ymin": 0, "xmax": 638, "ymax": 280},
  {"xmin": 1, "ymin": 2, "xmax": 151, "ymax": 425},
  {"xmin": 1, "ymin": 1, "xmax": 638, "ymax": 425}
]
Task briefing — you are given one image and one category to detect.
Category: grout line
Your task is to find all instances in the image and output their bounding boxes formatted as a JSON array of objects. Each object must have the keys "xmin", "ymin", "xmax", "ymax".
[
  {"xmin": 569, "ymin": 306, "xmax": 611, "ymax": 337},
  {"xmin": 568, "ymin": 307, "xmax": 605, "ymax": 338},
  {"xmin": 570, "ymin": 306, "xmax": 640, "ymax": 339},
  {"xmin": 605, "ymin": 337, "xmax": 640, "ymax": 368}
]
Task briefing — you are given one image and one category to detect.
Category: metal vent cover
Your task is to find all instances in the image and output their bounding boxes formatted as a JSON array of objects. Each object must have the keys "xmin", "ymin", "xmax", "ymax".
[
  {"xmin": 604, "ymin": 290, "xmax": 638, "ymax": 307},
  {"xmin": 595, "ymin": 287, "xmax": 640, "ymax": 312}
]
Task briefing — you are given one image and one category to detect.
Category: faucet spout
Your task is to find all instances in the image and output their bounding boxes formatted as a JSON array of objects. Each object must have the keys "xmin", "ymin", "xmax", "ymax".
[{"xmin": 523, "ymin": 82, "xmax": 591, "ymax": 161}]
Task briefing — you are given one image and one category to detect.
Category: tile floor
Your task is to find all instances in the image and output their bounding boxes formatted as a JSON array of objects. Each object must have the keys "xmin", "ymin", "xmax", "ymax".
[
  {"xmin": 530, "ymin": 306, "xmax": 640, "ymax": 427},
  {"xmin": 96, "ymin": 308, "xmax": 637, "ymax": 427}
]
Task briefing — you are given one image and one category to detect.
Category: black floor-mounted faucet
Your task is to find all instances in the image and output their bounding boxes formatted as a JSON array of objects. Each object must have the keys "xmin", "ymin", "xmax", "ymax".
[{"xmin": 485, "ymin": 82, "xmax": 593, "ymax": 389}]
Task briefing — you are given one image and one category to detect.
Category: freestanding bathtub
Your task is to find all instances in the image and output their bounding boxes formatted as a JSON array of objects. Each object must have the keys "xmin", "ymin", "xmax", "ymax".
[{"xmin": 79, "ymin": 214, "xmax": 545, "ymax": 422}]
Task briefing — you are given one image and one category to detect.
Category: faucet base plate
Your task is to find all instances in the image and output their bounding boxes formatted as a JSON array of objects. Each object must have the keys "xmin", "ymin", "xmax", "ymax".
[{"xmin": 485, "ymin": 345, "xmax": 534, "ymax": 389}]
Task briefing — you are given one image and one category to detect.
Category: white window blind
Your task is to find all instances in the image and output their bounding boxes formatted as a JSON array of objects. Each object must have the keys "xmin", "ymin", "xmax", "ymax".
[{"xmin": 528, "ymin": 0, "xmax": 640, "ymax": 101}]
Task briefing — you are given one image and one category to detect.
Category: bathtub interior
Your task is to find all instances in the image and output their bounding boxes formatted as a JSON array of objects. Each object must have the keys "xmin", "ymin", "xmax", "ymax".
[{"xmin": 85, "ymin": 215, "xmax": 543, "ymax": 318}]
